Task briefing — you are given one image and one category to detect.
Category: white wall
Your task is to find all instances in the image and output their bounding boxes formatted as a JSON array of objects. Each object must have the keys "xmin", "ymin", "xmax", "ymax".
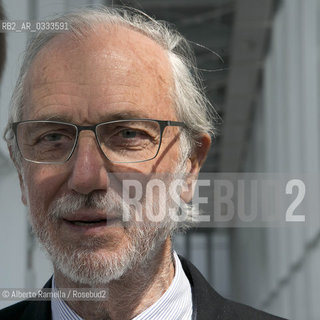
[
  {"xmin": 0, "ymin": 168, "xmax": 27, "ymax": 309},
  {"xmin": 0, "ymin": 0, "xmax": 30, "ymax": 310},
  {"xmin": 234, "ymin": 0, "xmax": 320, "ymax": 319}
]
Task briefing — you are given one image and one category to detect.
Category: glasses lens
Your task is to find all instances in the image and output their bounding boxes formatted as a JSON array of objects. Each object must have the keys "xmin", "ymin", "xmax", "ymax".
[
  {"xmin": 16, "ymin": 121, "xmax": 77, "ymax": 163},
  {"xmin": 96, "ymin": 120, "xmax": 161, "ymax": 162}
]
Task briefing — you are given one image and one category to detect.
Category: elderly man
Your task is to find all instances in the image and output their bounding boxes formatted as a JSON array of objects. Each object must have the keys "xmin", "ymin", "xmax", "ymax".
[{"xmin": 1, "ymin": 7, "xmax": 285, "ymax": 320}]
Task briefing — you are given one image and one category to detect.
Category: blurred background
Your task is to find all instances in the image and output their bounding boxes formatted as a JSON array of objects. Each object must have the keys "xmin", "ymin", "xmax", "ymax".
[{"xmin": 0, "ymin": 0, "xmax": 319, "ymax": 319}]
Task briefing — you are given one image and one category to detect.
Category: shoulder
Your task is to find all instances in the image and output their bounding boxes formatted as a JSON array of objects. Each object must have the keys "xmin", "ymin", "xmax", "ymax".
[
  {"xmin": 0, "ymin": 300, "xmax": 33, "ymax": 320},
  {"xmin": 179, "ymin": 256, "xmax": 287, "ymax": 320},
  {"xmin": 0, "ymin": 299, "xmax": 51, "ymax": 320},
  {"xmin": 0, "ymin": 279, "xmax": 52, "ymax": 320},
  {"xmin": 214, "ymin": 298, "xmax": 286, "ymax": 320}
]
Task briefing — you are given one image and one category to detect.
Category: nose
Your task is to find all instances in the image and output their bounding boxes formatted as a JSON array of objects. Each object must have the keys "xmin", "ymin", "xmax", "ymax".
[{"xmin": 67, "ymin": 133, "xmax": 110, "ymax": 195}]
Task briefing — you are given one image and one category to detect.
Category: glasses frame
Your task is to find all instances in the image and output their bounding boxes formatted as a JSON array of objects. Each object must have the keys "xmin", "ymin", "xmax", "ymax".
[{"xmin": 12, "ymin": 119, "xmax": 186, "ymax": 164}]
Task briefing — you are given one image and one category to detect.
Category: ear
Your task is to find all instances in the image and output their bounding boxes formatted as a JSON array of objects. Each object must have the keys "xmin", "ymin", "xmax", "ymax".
[
  {"xmin": 8, "ymin": 146, "xmax": 27, "ymax": 206},
  {"xmin": 18, "ymin": 171, "xmax": 28, "ymax": 206},
  {"xmin": 180, "ymin": 133, "xmax": 211, "ymax": 203}
]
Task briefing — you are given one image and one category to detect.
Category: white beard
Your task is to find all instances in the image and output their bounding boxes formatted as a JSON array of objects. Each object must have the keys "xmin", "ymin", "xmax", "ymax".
[{"xmin": 28, "ymin": 174, "xmax": 182, "ymax": 286}]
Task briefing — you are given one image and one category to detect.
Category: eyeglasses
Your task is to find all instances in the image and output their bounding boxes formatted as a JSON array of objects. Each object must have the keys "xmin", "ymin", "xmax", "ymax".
[{"xmin": 12, "ymin": 119, "xmax": 186, "ymax": 164}]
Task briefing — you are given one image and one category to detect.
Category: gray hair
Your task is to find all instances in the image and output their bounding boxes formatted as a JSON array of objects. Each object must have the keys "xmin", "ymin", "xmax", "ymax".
[{"xmin": 4, "ymin": 6, "xmax": 217, "ymax": 166}]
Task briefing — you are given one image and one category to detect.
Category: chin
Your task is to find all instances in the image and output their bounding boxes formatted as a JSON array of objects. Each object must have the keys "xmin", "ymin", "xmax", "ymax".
[
  {"xmin": 52, "ymin": 247, "xmax": 136, "ymax": 286},
  {"xmin": 29, "ymin": 200, "xmax": 176, "ymax": 287},
  {"xmin": 37, "ymin": 231, "xmax": 136, "ymax": 285}
]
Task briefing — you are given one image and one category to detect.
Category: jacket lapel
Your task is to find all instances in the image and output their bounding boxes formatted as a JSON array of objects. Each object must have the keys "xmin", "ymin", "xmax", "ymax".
[
  {"xmin": 179, "ymin": 256, "xmax": 227, "ymax": 320},
  {"xmin": 20, "ymin": 278, "xmax": 52, "ymax": 320}
]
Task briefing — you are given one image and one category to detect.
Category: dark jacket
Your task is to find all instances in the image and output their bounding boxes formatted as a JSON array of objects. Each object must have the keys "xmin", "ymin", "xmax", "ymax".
[{"xmin": 0, "ymin": 257, "xmax": 287, "ymax": 319}]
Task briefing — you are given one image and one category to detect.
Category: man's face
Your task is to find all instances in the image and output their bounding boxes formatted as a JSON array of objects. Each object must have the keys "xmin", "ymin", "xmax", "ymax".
[{"xmin": 18, "ymin": 26, "xmax": 188, "ymax": 285}]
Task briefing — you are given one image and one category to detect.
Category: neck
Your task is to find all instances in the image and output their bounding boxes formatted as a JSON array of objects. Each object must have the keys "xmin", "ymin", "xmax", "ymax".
[{"xmin": 54, "ymin": 238, "xmax": 175, "ymax": 320}]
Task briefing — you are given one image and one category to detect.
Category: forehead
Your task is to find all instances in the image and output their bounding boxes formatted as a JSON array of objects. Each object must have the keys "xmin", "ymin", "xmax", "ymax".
[{"xmin": 24, "ymin": 24, "xmax": 174, "ymax": 122}]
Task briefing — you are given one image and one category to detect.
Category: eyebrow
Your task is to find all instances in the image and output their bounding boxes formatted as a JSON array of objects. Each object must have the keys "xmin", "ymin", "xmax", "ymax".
[{"xmin": 33, "ymin": 111, "xmax": 154, "ymax": 123}]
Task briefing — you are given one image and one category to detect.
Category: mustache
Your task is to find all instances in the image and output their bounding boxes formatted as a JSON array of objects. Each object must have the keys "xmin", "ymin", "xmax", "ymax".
[{"xmin": 48, "ymin": 191, "xmax": 130, "ymax": 220}]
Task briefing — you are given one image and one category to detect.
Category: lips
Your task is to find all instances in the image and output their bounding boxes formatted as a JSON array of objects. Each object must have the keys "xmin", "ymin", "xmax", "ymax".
[
  {"xmin": 68, "ymin": 219, "xmax": 107, "ymax": 226},
  {"xmin": 62, "ymin": 209, "xmax": 118, "ymax": 228}
]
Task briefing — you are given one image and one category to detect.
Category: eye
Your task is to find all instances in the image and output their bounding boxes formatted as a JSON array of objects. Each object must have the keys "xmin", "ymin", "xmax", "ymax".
[
  {"xmin": 119, "ymin": 129, "xmax": 149, "ymax": 140},
  {"xmin": 36, "ymin": 131, "xmax": 73, "ymax": 145},
  {"xmin": 97, "ymin": 121, "xmax": 160, "ymax": 149},
  {"xmin": 43, "ymin": 133, "xmax": 64, "ymax": 142},
  {"xmin": 120, "ymin": 129, "xmax": 138, "ymax": 139},
  {"xmin": 103, "ymin": 127, "xmax": 154, "ymax": 150}
]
